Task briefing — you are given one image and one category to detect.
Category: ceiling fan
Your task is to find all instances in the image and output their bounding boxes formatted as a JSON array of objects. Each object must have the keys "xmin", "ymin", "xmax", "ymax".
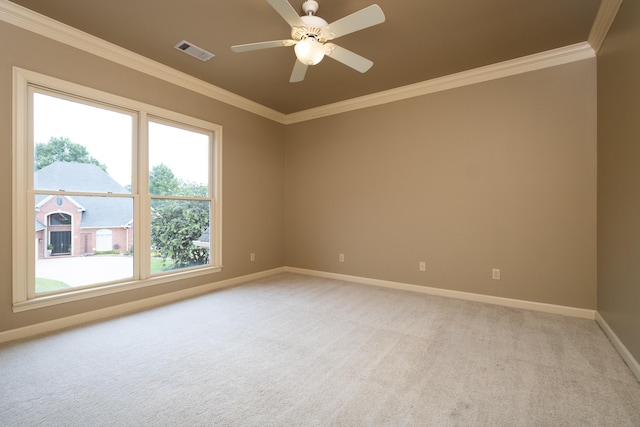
[{"xmin": 231, "ymin": 0, "xmax": 385, "ymax": 83}]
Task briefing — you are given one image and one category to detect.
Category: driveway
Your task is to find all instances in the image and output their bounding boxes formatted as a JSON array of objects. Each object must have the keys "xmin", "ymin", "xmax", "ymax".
[{"xmin": 36, "ymin": 256, "xmax": 133, "ymax": 287}]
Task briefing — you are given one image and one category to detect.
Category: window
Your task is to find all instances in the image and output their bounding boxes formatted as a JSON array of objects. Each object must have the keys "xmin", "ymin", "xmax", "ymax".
[
  {"xmin": 13, "ymin": 68, "xmax": 222, "ymax": 311},
  {"xmin": 48, "ymin": 213, "xmax": 71, "ymax": 226}
]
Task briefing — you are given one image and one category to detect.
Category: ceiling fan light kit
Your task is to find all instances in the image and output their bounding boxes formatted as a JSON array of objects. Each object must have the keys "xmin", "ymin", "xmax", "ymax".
[
  {"xmin": 294, "ymin": 37, "xmax": 325, "ymax": 65},
  {"xmin": 231, "ymin": 0, "xmax": 385, "ymax": 82}
]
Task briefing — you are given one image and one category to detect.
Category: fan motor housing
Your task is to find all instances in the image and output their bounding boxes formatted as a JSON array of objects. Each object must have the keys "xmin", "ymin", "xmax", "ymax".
[{"xmin": 292, "ymin": 15, "xmax": 332, "ymax": 42}]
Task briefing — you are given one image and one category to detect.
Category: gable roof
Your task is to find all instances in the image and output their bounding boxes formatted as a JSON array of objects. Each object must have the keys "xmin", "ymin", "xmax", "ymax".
[
  {"xmin": 35, "ymin": 161, "xmax": 129, "ymax": 193},
  {"xmin": 35, "ymin": 161, "xmax": 133, "ymax": 228}
]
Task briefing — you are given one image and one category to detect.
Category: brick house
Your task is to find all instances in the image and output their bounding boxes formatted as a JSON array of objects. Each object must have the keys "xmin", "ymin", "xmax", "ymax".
[{"xmin": 35, "ymin": 161, "xmax": 133, "ymax": 259}]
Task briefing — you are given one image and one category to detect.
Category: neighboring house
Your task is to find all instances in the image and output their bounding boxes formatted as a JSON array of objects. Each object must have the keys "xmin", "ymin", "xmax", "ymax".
[
  {"xmin": 193, "ymin": 227, "xmax": 210, "ymax": 249},
  {"xmin": 35, "ymin": 161, "xmax": 133, "ymax": 259}
]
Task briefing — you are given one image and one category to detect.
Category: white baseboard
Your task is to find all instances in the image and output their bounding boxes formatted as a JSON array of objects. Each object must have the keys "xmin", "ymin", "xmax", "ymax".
[
  {"xmin": 0, "ymin": 266, "xmax": 599, "ymax": 345},
  {"xmin": 285, "ymin": 267, "xmax": 596, "ymax": 320},
  {"xmin": 0, "ymin": 267, "xmax": 286, "ymax": 344},
  {"xmin": 596, "ymin": 312, "xmax": 640, "ymax": 383}
]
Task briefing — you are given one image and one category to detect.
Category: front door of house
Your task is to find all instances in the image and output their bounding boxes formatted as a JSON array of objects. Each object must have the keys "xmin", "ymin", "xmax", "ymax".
[{"xmin": 50, "ymin": 231, "xmax": 71, "ymax": 254}]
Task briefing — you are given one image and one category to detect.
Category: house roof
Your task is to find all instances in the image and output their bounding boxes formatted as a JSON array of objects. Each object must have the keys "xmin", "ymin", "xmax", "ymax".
[
  {"xmin": 196, "ymin": 227, "xmax": 210, "ymax": 243},
  {"xmin": 7, "ymin": 0, "xmax": 603, "ymax": 115},
  {"xmin": 35, "ymin": 162, "xmax": 133, "ymax": 228},
  {"xmin": 72, "ymin": 196, "xmax": 133, "ymax": 228},
  {"xmin": 193, "ymin": 227, "xmax": 210, "ymax": 249},
  {"xmin": 35, "ymin": 161, "xmax": 130, "ymax": 194}
]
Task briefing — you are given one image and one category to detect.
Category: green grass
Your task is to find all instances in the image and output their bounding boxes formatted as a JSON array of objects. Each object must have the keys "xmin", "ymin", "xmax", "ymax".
[
  {"xmin": 36, "ymin": 278, "xmax": 71, "ymax": 293},
  {"xmin": 151, "ymin": 257, "xmax": 175, "ymax": 273}
]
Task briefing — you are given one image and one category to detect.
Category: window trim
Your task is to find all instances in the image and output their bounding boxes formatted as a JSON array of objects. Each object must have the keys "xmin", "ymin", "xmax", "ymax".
[{"xmin": 12, "ymin": 67, "xmax": 223, "ymax": 312}]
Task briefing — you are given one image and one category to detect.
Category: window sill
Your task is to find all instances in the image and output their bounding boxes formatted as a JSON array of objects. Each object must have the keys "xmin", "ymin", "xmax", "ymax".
[{"xmin": 12, "ymin": 265, "xmax": 223, "ymax": 313}]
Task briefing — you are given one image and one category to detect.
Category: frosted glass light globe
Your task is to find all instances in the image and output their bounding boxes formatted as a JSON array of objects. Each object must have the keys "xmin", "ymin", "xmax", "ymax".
[{"xmin": 294, "ymin": 38, "xmax": 325, "ymax": 66}]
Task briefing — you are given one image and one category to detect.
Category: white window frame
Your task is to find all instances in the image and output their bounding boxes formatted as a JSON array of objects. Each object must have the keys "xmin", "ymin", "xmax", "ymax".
[{"xmin": 12, "ymin": 67, "xmax": 223, "ymax": 312}]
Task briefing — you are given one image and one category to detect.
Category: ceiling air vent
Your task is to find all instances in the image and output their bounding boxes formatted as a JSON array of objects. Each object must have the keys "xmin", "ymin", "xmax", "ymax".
[{"xmin": 174, "ymin": 40, "xmax": 214, "ymax": 61}]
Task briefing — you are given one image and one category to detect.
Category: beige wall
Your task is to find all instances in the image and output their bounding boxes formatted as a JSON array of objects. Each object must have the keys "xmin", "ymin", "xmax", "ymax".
[
  {"xmin": 1, "ymin": 14, "xmax": 600, "ymax": 336},
  {"xmin": 0, "ymin": 22, "xmax": 285, "ymax": 333},
  {"xmin": 285, "ymin": 59, "xmax": 597, "ymax": 309},
  {"xmin": 597, "ymin": 1, "xmax": 640, "ymax": 364}
]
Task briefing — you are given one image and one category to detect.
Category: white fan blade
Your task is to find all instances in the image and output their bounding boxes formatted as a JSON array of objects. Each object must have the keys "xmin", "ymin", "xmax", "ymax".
[
  {"xmin": 325, "ymin": 44, "xmax": 373, "ymax": 73},
  {"xmin": 267, "ymin": 0, "xmax": 305, "ymax": 28},
  {"xmin": 290, "ymin": 59, "xmax": 308, "ymax": 82},
  {"xmin": 231, "ymin": 40, "xmax": 295, "ymax": 52},
  {"xmin": 329, "ymin": 5, "xmax": 385, "ymax": 39}
]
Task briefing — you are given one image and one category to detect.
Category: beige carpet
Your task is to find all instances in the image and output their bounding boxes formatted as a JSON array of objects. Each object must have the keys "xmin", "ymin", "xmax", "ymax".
[{"xmin": 1, "ymin": 273, "xmax": 639, "ymax": 426}]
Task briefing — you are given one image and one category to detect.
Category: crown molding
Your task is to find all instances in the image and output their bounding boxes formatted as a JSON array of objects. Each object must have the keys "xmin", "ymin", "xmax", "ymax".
[
  {"xmin": 2, "ymin": 0, "xmax": 596, "ymax": 125},
  {"xmin": 588, "ymin": 0, "xmax": 623, "ymax": 53},
  {"xmin": 0, "ymin": 0, "xmax": 287, "ymax": 123},
  {"xmin": 284, "ymin": 42, "xmax": 595, "ymax": 124}
]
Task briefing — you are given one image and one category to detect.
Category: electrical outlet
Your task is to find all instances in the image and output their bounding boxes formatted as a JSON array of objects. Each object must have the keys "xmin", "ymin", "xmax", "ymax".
[
  {"xmin": 419, "ymin": 261, "xmax": 426, "ymax": 272},
  {"xmin": 339, "ymin": 253, "xmax": 345, "ymax": 263},
  {"xmin": 492, "ymin": 268, "xmax": 501, "ymax": 280},
  {"xmin": 250, "ymin": 252, "xmax": 255, "ymax": 262}
]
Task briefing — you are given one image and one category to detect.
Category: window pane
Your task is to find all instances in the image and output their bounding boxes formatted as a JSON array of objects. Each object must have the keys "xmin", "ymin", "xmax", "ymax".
[
  {"xmin": 33, "ymin": 93, "xmax": 133, "ymax": 191},
  {"xmin": 35, "ymin": 195, "xmax": 134, "ymax": 294},
  {"xmin": 149, "ymin": 121, "xmax": 209, "ymax": 197},
  {"xmin": 48, "ymin": 212, "xmax": 71, "ymax": 226},
  {"xmin": 150, "ymin": 199, "xmax": 210, "ymax": 273}
]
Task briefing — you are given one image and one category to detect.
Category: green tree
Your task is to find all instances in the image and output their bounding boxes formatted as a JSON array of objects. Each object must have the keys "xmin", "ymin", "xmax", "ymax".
[
  {"xmin": 149, "ymin": 164, "xmax": 209, "ymax": 268},
  {"xmin": 35, "ymin": 136, "xmax": 106, "ymax": 171},
  {"xmin": 151, "ymin": 199, "xmax": 209, "ymax": 268},
  {"xmin": 149, "ymin": 163, "xmax": 180, "ymax": 195},
  {"xmin": 179, "ymin": 180, "xmax": 208, "ymax": 198}
]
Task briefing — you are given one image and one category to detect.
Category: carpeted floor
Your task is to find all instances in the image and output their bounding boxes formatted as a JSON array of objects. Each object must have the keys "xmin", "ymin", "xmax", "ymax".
[{"xmin": 1, "ymin": 273, "xmax": 639, "ymax": 426}]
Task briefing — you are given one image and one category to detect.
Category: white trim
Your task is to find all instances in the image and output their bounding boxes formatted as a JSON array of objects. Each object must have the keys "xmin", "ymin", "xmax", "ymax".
[
  {"xmin": 588, "ymin": 0, "xmax": 623, "ymax": 54},
  {"xmin": 1, "ymin": 0, "xmax": 595, "ymax": 124},
  {"xmin": 284, "ymin": 42, "xmax": 595, "ymax": 124},
  {"xmin": 12, "ymin": 64, "xmax": 29, "ymax": 305},
  {"xmin": 0, "ymin": 267, "xmax": 286, "ymax": 344},
  {"xmin": 595, "ymin": 311, "xmax": 640, "ymax": 383},
  {"xmin": 0, "ymin": 0, "xmax": 286, "ymax": 123},
  {"xmin": 12, "ymin": 67, "xmax": 224, "ymax": 312},
  {"xmin": 284, "ymin": 267, "xmax": 596, "ymax": 320}
]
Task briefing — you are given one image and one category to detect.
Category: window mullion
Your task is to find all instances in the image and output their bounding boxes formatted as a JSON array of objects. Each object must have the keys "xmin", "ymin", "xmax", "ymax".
[
  {"xmin": 13, "ymin": 68, "xmax": 221, "ymax": 312},
  {"xmin": 137, "ymin": 112, "xmax": 150, "ymax": 279}
]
